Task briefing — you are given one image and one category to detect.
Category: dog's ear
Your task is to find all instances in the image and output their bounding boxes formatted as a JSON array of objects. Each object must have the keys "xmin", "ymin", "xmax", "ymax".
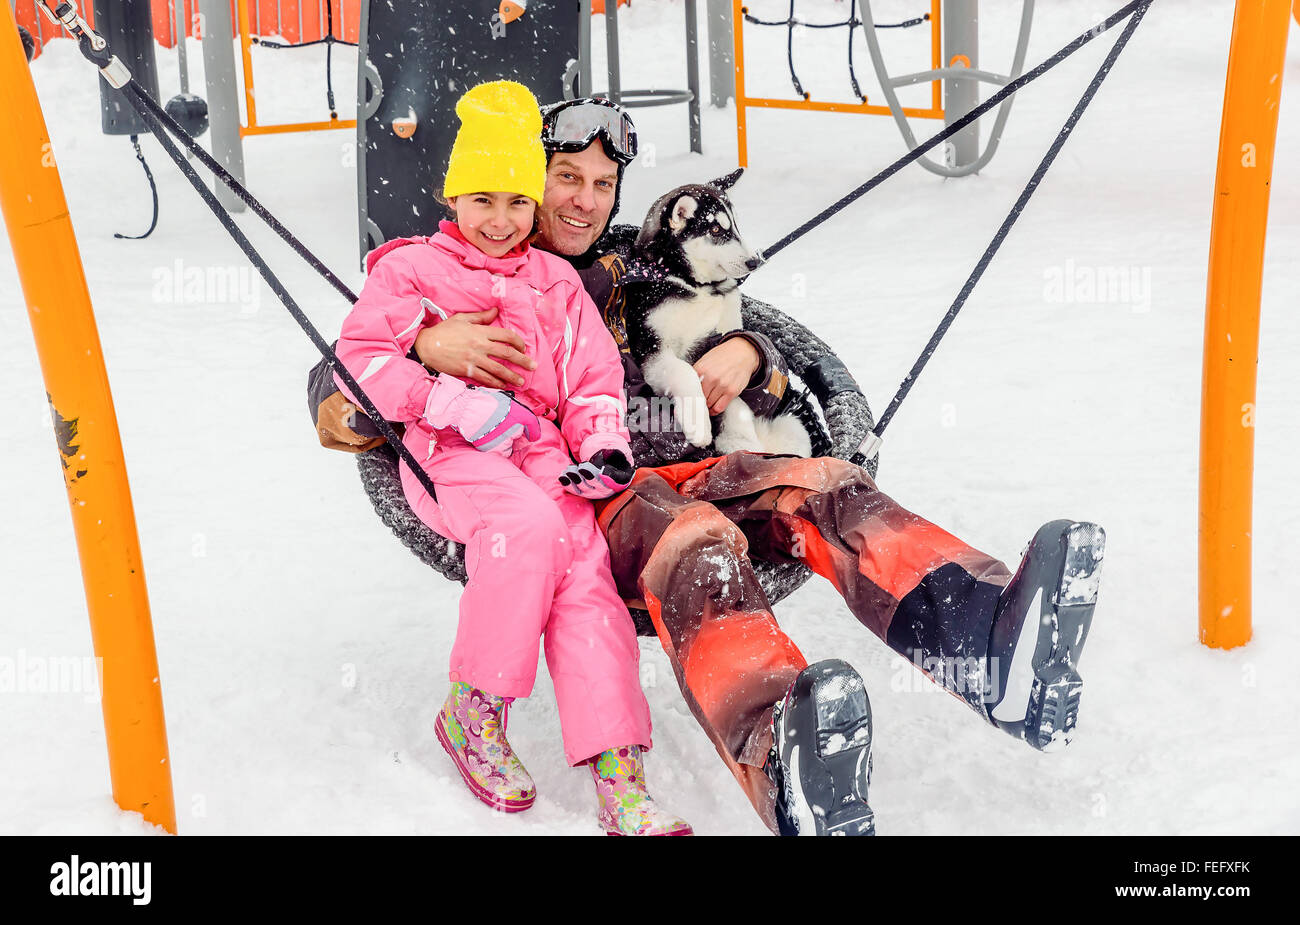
[
  {"xmin": 709, "ymin": 168, "xmax": 744, "ymax": 192},
  {"xmin": 637, "ymin": 188, "xmax": 696, "ymax": 249},
  {"xmin": 667, "ymin": 194, "xmax": 698, "ymax": 234}
]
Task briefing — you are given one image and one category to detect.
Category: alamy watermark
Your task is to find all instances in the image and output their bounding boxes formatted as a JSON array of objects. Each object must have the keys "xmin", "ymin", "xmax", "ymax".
[
  {"xmin": 891, "ymin": 651, "xmax": 999, "ymax": 699},
  {"xmin": 1043, "ymin": 258, "xmax": 1151, "ymax": 312},
  {"xmin": 151, "ymin": 258, "xmax": 262, "ymax": 314},
  {"xmin": 0, "ymin": 650, "xmax": 103, "ymax": 703}
]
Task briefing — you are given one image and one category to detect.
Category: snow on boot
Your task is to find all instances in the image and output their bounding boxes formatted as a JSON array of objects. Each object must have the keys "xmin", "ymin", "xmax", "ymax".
[
  {"xmin": 589, "ymin": 746, "xmax": 693, "ymax": 836},
  {"xmin": 985, "ymin": 520, "xmax": 1106, "ymax": 752},
  {"xmin": 767, "ymin": 659, "xmax": 875, "ymax": 836},
  {"xmin": 435, "ymin": 682, "xmax": 537, "ymax": 812}
]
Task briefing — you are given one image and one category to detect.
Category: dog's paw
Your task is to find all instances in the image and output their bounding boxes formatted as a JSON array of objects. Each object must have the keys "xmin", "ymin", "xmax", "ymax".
[
  {"xmin": 754, "ymin": 412, "xmax": 813, "ymax": 457},
  {"xmin": 713, "ymin": 430, "xmax": 762, "ymax": 455},
  {"xmin": 677, "ymin": 396, "xmax": 714, "ymax": 447},
  {"xmin": 715, "ymin": 402, "xmax": 763, "ymax": 455}
]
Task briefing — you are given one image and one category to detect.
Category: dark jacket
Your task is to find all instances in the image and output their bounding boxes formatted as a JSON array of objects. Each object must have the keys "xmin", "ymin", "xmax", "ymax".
[{"xmin": 567, "ymin": 224, "xmax": 791, "ymax": 465}]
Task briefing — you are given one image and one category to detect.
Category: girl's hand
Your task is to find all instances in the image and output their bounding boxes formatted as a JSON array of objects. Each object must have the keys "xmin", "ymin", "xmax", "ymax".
[
  {"xmin": 414, "ymin": 307, "xmax": 537, "ymax": 389},
  {"xmin": 693, "ymin": 337, "xmax": 761, "ymax": 415},
  {"xmin": 424, "ymin": 378, "xmax": 540, "ymax": 456},
  {"xmin": 558, "ymin": 450, "xmax": 635, "ymax": 499}
]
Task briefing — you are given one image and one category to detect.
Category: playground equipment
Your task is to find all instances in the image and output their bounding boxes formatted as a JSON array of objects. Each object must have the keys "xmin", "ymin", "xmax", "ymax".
[
  {"xmin": 90, "ymin": 0, "xmax": 162, "ymax": 238},
  {"xmin": 356, "ymin": 0, "xmax": 582, "ymax": 260},
  {"xmin": 597, "ymin": 0, "xmax": 703, "ymax": 154},
  {"xmin": 2, "ymin": 0, "xmax": 176, "ymax": 835},
  {"xmin": 356, "ymin": 0, "xmax": 703, "ymax": 263},
  {"xmin": 235, "ymin": 0, "xmax": 356, "ymax": 136},
  {"xmin": 732, "ymin": 0, "xmax": 1034, "ymax": 175},
  {"xmin": 2, "ymin": 0, "xmax": 1287, "ymax": 832},
  {"xmin": 1199, "ymin": 0, "xmax": 1291, "ymax": 649},
  {"xmin": 90, "ymin": 0, "xmax": 159, "ymax": 136},
  {"xmin": 162, "ymin": 0, "xmax": 208, "ymax": 140}
]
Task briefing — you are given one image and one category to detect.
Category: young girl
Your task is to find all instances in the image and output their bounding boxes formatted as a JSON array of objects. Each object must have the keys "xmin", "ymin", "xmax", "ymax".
[{"xmin": 333, "ymin": 81, "xmax": 690, "ymax": 836}]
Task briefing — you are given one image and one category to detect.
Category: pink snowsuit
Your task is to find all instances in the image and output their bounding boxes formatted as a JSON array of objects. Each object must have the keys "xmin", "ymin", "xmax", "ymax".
[{"xmin": 334, "ymin": 220, "xmax": 650, "ymax": 765}]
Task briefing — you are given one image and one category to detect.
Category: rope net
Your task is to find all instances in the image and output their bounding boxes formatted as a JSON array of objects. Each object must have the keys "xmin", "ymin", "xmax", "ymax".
[{"xmin": 741, "ymin": 0, "xmax": 929, "ymax": 100}]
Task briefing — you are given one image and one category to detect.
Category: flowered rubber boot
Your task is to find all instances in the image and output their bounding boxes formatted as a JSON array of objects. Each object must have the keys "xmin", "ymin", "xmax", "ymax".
[
  {"xmin": 435, "ymin": 682, "xmax": 536, "ymax": 812},
  {"xmin": 589, "ymin": 746, "xmax": 693, "ymax": 836}
]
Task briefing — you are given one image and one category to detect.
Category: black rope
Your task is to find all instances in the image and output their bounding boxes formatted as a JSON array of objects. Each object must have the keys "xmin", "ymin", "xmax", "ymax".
[
  {"xmin": 117, "ymin": 81, "xmax": 440, "ymax": 504},
  {"xmin": 113, "ymin": 134, "xmax": 159, "ymax": 240},
  {"xmin": 746, "ymin": 13, "xmax": 852, "ymax": 27},
  {"xmin": 325, "ymin": 10, "xmax": 337, "ymax": 117},
  {"xmin": 745, "ymin": 2, "xmax": 927, "ymax": 98},
  {"xmin": 125, "ymin": 82, "xmax": 358, "ymax": 303},
  {"xmin": 875, "ymin": 15, "xmax": 928, "ymax": 29},
  {"xmin": 847, "ymin": 0, "xmax": 865, "ymax": 102},
  {"xmin": 785, "ymin": 0, "xmax": 806, "ymax": 98},
  {"xmin": 253, "ymin": 1, "xmax": 358, "ymax": 49},
  {"xmin": 59, "ymin": 15, "xmax": 433, "ymax": 502},
  {"xmin": 743, "ymin": 9, "xmax": 927, "ymax": 28},
  {"xmin": 753, "ymin": 0, "xmax": 1150, "ymax": 268},
  {"xmin": 850, "ymin": 0, "xmax": 1152, "ymax": 465}
]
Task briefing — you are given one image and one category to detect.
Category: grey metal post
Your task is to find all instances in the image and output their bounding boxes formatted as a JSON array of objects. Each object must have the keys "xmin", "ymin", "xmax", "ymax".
[
  {"xmin": 705, "ymin": 0, "xmax": 733, "ymax": 107},
  {"xmin": 685, "ymin": 0, "xmax": 701, "ymax": 152},
  {"xmin": 943, "ymin": 0, "xmax": 979, "ymax": 171},
  {"xmin": 578, "ymin": 0, "xmax": 591, "ymax": 97},
  {"xmin": 198, "ymin": 0, "xmax": 246, "ymax": 212},
  {"xmin": 605, "ymin": 0, "xmax": 620, "ymax": 103},
  {"xmin": 175, "ymin": 1, "xmax": 191, "ymax": 94}
]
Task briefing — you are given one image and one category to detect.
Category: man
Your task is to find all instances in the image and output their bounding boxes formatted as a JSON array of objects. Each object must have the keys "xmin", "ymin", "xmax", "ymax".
[{"xmin": 321, "ymin": 99, "xmax": 1106, "ymax": 836}]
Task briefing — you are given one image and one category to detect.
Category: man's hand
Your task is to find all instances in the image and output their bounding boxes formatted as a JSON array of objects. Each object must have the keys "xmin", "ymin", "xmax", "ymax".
[
  {"xmin": 693, "ymin": 336, "xmax": 761, "ymax": 415},
  {"xmin": 413, "ymin": 307, "xmax": 537, "ymax": 389}
]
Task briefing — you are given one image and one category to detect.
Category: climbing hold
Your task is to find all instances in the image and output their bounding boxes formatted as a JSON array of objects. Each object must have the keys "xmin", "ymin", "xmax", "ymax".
[
  {"xmin": 500, "ymin": 1, "xmax": 528, "ymax": 25},
  {"xmin": 392, "ymin": 107, "xmax": 418, "ymax": 139}
]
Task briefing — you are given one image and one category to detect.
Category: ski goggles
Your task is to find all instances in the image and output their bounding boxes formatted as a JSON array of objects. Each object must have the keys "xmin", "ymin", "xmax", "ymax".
[{"xmin": 541, "ymin": 98, "xmax": 638, "ymax": 166}]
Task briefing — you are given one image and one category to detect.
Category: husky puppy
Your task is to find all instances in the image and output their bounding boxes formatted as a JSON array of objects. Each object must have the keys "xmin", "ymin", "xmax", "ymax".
[{"xmin": 625, "ymin": 169, "xmax": 811, "ymax": 457}]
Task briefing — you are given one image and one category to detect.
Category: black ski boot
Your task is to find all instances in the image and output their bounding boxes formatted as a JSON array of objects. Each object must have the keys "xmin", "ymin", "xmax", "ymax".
[
  {"xmin": 767, "ymin": 659, "xmax": 875, "ymax": 836},
  {"xmin": 985, "ymin": 520, "xmax": 1106, "ymax": 751}
]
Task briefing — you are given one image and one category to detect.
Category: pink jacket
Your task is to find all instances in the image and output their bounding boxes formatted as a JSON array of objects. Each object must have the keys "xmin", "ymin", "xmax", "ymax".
[{"xmin": 334, "ymin": 221, "xmax": 632, "ymax": 465}]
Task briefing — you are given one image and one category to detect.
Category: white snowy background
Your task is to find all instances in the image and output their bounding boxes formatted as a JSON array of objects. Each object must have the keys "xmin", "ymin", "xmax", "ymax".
[{"xmin": 2, "ymin": 0, "xmax": 1297, "ymax": 835}]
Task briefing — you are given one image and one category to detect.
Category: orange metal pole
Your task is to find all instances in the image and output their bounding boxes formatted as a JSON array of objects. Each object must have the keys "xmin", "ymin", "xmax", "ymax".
[
  {"xmin": 931, "ymin": 0, "xmax": 942, "ymax": 112},
  {"xmin": 741, "ymin": 96, "xmax": 942, "ymax": 119},
  {"xmin": 733, "ymin": 0, "xmax": 748, "ymax": 166},
  {"xmin": 236, "ymin": 0, "xmax": 259, "ymax": 130},
  {"xmin": 1199, "ymin": 0, "xmax": 1290, "ymax": 649},
  {"xmin": 0, "ymin": 4, "xmax": 176, "ymax": 831},
  {"xmin": 240, "ymin": 117, "xmax": 357, "ymax": 137}
]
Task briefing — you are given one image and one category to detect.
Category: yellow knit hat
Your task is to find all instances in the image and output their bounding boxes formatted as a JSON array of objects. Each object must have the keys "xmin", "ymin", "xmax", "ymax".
[{"xmin": 442, "ymin": 81, "xmax": 546, "ymax": 206}]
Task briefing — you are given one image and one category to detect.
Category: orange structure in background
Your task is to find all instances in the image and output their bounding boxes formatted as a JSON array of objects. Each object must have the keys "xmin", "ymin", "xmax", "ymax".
[
  {"xmin": 0, "ymin": 1, "xmax": 176, "ymax": 833},
  {"xmin": 732, "ymin": 0, "xmax": 943, "ymax": 166},
  {"xmin": 15, "ymin": 0, "xmax": 360, "ymax": 61},
  {"xmin": 1198, "ymin": 0, "xmax": 1291, "ymax": 649},
  {"xmin": 234, "ymin": 0, "xmax": 357, "ymax": 137}
]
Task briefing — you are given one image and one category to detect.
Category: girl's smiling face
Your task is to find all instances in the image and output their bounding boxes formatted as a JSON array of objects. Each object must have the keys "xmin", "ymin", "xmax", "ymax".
[{"xmin": 448, "ymin": 192, "xmax": 536, "ymax": 257}]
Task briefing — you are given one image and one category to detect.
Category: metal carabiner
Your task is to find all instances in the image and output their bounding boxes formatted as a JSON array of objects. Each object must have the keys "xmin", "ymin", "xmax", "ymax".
[{"xmin": 37, "ymin": 0, "xmax": 107, "ymax": 52}]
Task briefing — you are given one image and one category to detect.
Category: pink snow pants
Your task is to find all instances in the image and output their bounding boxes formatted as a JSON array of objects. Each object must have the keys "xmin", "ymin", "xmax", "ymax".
[{"xmin": 399, "ymin": 418, "xmax": 651, "ymax": 766}]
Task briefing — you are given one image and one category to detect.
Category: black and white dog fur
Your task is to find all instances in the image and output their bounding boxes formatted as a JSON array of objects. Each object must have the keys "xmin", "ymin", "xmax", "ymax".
[{"xmin": 626, "ymin": 169, "xmax": 811, "ymax": 457}]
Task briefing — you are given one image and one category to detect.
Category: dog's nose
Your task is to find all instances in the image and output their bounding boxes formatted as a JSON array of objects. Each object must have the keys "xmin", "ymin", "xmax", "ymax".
[{"xmin": 744, "ymin": 253, "xmax": 765, "ymax": 272}]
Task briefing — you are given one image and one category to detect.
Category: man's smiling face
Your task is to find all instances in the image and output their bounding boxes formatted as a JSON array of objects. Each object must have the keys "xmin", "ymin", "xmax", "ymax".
[{"xmin": 534, "ymin": 144, "xmax": 620, "ymax": 256}]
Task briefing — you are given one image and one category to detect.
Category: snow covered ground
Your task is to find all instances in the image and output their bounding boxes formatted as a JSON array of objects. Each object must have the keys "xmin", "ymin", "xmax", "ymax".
[{"xmin": 2, "ymin": 0, "xmax": 1297, "ymax": 836}]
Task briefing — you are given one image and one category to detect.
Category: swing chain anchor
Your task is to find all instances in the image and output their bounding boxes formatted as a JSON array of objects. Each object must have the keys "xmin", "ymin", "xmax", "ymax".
[
  {"xmin": 36, "ymin": 0, "xmax": 132, "ymax": 88},
  {"xmin": 854, "ymin": 430, "xmax": 883, "ymax": 463},
  {"xmin": 37, "ymin": 0, "xmax": 99, "ymax": 48}
]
